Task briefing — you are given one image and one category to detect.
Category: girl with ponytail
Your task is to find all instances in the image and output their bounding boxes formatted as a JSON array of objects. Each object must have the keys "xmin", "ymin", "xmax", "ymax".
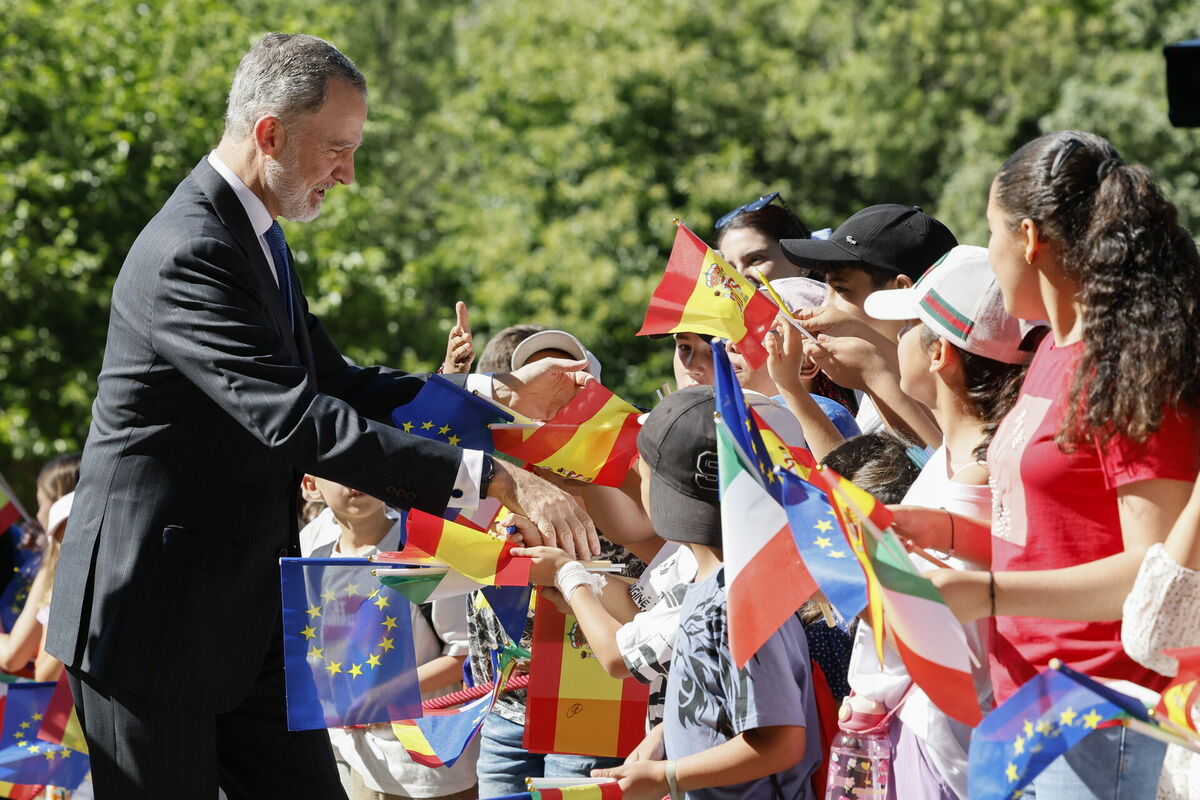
[{"xmin": 900, "ymin": 131, "xmax": 1200, "ymax": 798}]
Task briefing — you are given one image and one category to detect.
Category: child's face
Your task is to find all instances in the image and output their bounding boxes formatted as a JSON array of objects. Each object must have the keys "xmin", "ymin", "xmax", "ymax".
[
  {"xmin": 897, "ymin": 322, "xmax": 937, "ymax": 407},
  {"xmin": 825, "ymin": 266, "xmax": 908, "ymax": 340},
  {"xmin": 35, "ymin": 486, "xmax": 52, "ymax": 531},
  {"xmin": 717, "ymin": 227, "xmax": 803, "ymax": 284},
  {"xmin": 305, "ymin": 476, "xmax": 386, "ymax": 522},
  {"xmin": 672, "ymin": 333, "xmax": 713, "ymax": 389}
]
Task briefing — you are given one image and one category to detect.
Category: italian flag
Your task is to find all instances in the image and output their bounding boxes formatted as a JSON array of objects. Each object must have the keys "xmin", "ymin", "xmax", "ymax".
[
  {"xmin": 491, "ymin": 382, "xmax": 641, "ymax": 487},
  {"xmin": 637, "ymin": 224, "xmax": 780, "ymax": 369},
  {"xmin": 717, "ymin": 415, "xmax": 818, "ymax": 667}
]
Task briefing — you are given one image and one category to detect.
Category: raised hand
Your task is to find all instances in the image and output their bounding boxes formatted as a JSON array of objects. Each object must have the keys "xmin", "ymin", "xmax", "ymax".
[{"xmin": 440, "ymin": 301, "xmax": 474, "ymax": 374}]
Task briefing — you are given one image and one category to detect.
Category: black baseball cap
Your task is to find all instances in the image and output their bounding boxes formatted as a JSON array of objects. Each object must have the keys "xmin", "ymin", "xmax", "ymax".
[
  {"xmin": 636, "ymin": 386, "xmax": 722, "ymax": 548},
  {"xmin": 780, "ymin": 204, "xmax": 958, "ymax": 280}
]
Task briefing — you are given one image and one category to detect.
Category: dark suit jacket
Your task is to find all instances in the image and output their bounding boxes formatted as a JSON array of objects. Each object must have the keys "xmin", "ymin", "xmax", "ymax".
[{"xmin": 47, "ymin": 158, "xmax": 465, "ymax": 713}]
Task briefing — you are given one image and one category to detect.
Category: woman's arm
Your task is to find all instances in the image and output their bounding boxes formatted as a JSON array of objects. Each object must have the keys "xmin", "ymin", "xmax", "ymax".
[
  {"xmin": 1162, "ymin": 474, "xmax": 1200, "ymax": 570},
  {"xmin": 416, "ymin": 655, "xmax": 467, "ymax": 695},
  {"xmin": 933, "ymin": 477, "xmax": 1194, "ymax": 623},
  {"xmin": 888, "ymin": 506, "xmax": 993, "ymax": 568},
  {"xmin": 592, "ymin": 725, "xmax": 807, "ymax": 800}
]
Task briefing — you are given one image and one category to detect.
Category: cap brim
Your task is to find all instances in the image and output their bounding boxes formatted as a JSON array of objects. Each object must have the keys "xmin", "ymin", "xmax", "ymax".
[
  {"xmin": 47, "ymin": 491, "xmax": 74, "ymax": 539},
  {"xmin": 780, "ymin": 236, "xmax": 862, "ymax": 267},
  {"xmin": 510, "ymin": 330, "xmax": 588, "ymax": 371},
  {"xmin": 647, "ymin": 470, "xmax": 721, "ymax": 547},
  {"xmin": 864, "ymin": 288, "xmax": 921, "ymax": 321}
]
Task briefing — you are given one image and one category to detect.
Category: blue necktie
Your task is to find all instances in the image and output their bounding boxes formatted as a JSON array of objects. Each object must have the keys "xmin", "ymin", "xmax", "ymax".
[{"xmin": 263, "ymin": 221, "xmax": 295, "ymax": 330}]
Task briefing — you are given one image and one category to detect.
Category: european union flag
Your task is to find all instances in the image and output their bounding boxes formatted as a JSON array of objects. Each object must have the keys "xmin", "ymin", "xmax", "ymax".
[
  {"xmin": 390, "ymin": 374, "xmax": 513, "ymax": 453},
  {"xmin": 281, "ymin": 558, "xmax": 423, "ymax": 730},
  {"xmin": 0, "ymin": 540, "xmax": 41, "ymax": 632},
  {"xmin": 0, "ymin": 682, "xmax": 89, "ymax": 790},
  {"xmin": 967, "ymin": 666, "xmax": 1128, "ymax": 799},
  {"xmin": 778, "ymin": 470, "xmax": 867, "ymax": 624}
]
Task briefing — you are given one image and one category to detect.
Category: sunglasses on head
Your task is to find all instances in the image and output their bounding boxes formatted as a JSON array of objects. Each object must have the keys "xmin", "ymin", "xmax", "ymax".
[{"xmin": 714, "ymin": 191, "xmax": 789, "ymax": 231}]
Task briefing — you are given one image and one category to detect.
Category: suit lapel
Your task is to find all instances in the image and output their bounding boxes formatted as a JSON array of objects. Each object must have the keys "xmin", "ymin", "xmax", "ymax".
[{"xmin": 190, "ymin": 159, "xmax": 299, "ymax": 357}]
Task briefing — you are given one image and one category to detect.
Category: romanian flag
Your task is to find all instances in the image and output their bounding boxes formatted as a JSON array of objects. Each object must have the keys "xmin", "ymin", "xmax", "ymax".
[
  {"xmin": 1155, "ymin": 646, "xmax": 1200, "ymax": 735},
  {"xmin": 0, "ymin": 683, "xmax": 88, "ymax": 791},
  {"xmin": 374, "ymin": 509, "xmax": 531, "ymax": 587},
  {"xmin": 523, "ymin": 592, "xmax": 649, "ymax": 758},
  {"xmin": 279, "ymin": 558, "xmax": 423, "ymax": 730},
  {"xmin": 637, "ymin": 223, "xmax": 779, "ymax": 369},
  {"xmin": 491, "ymin": 382, "xmax": 641, "ymax": 487},
  {"xmin": 716, "ymin": 414, "xmax": 819, "ymax": 667},
  {"xmin": 375, "ymin": 566, "xmax": 487, "ymax": 604},
  {"xmin": 393, "ymin": 655, "xmax": 518, "ymax": 768},
  {"xmin": 34, "ymin": 673, "xmax": 86, "ymax": 755}
]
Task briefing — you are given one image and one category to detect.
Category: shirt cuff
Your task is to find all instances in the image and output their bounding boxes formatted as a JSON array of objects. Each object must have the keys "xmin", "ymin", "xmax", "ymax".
[
  {"xmin": 466, "ymin": 373, "xmax": 495, "ymax": 400},
  {"xmin": 448, "ymin": 449, "xmax": 484, "ymax": 509}
]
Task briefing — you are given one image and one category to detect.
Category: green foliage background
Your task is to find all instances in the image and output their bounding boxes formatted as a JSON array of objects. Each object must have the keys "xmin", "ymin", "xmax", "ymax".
[{"xmin": 1, "ymin": 0, "xmax": 1198, "ymax": 499}]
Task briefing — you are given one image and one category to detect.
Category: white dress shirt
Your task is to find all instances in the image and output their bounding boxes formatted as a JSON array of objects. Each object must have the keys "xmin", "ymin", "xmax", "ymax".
[{"xmin": 206, "ymin": 151, "xmax": 490, "ymax": 508}]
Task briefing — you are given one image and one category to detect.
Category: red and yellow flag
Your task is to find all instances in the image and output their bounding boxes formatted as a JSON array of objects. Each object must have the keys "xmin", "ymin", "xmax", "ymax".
[
  {"xmin": 492, "ymin": 382, "xmax": 641, "ymax": 487},
  {"xmin": 0, "ymin": 486, "xmax": 20, "ymax": 532},
  {"xmin": 523, "ymin": 592, "xmax": 649, "ymax": 758},
  {"xmin": 374, "ymin": 509, "xmax": 531, "ymax": 586},
  {"xmin": 1156, "ymin": 647, "xmax": 1200, "ymax": 735},
  {"xmin": 637, "ymin": 223, "xmax": 779, "ymax": 368}
]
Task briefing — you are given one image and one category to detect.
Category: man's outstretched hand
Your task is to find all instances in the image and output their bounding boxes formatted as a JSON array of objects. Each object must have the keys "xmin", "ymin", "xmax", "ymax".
[
  {"xmin": 492, "ymin": 358, "xmax": 592, "ymax": 420},
  {"xmin": 487, "ymin": 459, "xmax": 600, "ymax": 559}
]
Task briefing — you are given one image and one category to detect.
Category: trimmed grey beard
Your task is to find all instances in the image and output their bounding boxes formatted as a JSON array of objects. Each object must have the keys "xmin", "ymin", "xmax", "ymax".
[{"xmin": 264, "ymin": 144, "xmax": 322, "ymax": 222}]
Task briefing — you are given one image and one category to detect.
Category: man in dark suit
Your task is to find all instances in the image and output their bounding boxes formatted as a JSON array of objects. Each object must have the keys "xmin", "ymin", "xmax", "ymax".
[{"xmin": 46, "ymin": 33, "xmax": 596, "ymax": 799}]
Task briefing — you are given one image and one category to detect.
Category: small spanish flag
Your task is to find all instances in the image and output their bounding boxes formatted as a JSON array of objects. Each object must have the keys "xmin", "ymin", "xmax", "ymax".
[
  {"xmin": 491, "ymin": 382, "xmax": 641, "ymax": 487},
  {"xmin": 522, "ymin": 592, "xmax": 649, "ymax": 759},
  {"xmin": 1155, "ymin": 646, "xmax": 1200, "ymax": 734},
  {"xmin": 637, "ymin": 223, "xmax": 779, "ymax": 369},
  {"xmin": 374, "ymin": 509, "xmax": 531, "ymax": 586}
]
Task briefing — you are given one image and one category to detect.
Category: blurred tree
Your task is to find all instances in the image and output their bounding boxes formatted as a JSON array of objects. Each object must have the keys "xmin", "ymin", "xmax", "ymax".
[{"xmin": 1, "ymin": 0, "xmax": 1197, "ymax": 497}]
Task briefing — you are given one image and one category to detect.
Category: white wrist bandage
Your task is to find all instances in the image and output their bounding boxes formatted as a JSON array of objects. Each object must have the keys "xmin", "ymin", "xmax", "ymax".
[{"xmin": 554, "ymin": 561, "xmax": 607, "ymax": 599}]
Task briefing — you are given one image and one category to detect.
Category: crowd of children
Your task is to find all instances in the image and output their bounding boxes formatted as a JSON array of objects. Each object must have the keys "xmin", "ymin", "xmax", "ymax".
[{"xmin": 8, "ymin": 127, "xmax": 1200, "ymax": 800}]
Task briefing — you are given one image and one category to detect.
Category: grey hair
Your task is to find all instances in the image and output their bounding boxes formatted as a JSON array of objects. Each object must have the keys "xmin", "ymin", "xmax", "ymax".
[{"xmin": 222, "ymin": 33, "xmax": 366, "ymax": 141}]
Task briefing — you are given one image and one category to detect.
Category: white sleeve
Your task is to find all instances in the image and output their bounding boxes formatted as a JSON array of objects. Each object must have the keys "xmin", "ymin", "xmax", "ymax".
[
  {"xmin": 445, "ymin": 374, "xmax": 500, "ymax": 509},
  {"xmin": 430, "ymin": 597, "xmax": 471, "ymax": 658},
  {"xmin": 1122, "ymin": 543, "xmax": 1200, "ymax": 676}
]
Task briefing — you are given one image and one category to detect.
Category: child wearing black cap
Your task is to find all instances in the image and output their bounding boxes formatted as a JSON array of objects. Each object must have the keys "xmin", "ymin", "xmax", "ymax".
[{"xmin": 583, "ymin": 386, "xmax": 823, "ymax": 800}]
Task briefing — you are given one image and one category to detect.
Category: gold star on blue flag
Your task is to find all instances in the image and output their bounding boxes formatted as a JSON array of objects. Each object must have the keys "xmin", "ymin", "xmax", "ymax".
[
  {"xmin": 967, "ymin": 665, "xmax": 1132, "ymax": 799},
  {"xmin": 281, "ymin": 558, "xmax": 422, "ymax": 730},
  {"xmin": 389, "ymin": 374, "xmax": 512, "ymax": 454},
  {"xmin": 0, "ymin": 682, "xmax": 89, "ymax": 790}
]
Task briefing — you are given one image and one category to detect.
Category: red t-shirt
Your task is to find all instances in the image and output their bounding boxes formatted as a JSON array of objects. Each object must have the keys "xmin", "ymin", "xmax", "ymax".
[{"xmin": 986, "ymin": 336, "xmax": 1200, "ymax": 702}]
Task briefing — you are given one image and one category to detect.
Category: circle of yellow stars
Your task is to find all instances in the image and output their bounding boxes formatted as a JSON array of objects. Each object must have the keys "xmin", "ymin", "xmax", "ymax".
[
  {"xmin": 813, "ymin": 509, "xmax": 848, "ymax": 559},
  {"xmin": 1003, "ymin": 707, "xmax": 1105, "ymax": 787},
  {"xmin": 399, "ymin": 419, "xmax": 461, "ymax": 447},
  {"xmin": 11, "ymin": 710, "xmax": 75, "ymax": 762},
  {"xmin": 302, "ymin": 583, "xmax": 401, "ymax": 680}
]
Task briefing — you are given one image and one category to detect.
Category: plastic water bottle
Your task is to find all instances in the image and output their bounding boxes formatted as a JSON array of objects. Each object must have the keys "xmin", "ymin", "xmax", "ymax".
[{"xmin": 824, "ymin": 696, "xmax": 891, "ymax": 800}]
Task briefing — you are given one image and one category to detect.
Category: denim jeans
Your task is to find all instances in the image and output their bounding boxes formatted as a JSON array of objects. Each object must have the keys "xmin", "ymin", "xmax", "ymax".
[
  {"xmin": 1024, "ymin": 724, "xmax": 1167, "ymax": 799},
  {"xmin": 475, "ymin": 714, "xmax": 623, "ymax": 798}
]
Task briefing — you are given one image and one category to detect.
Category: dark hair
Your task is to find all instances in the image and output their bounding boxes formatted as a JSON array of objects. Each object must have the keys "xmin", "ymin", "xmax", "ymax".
[
  {"xmin": 820, "ymin": 432, "xmax": 921, "ymax": 504},
  {"xmin": 716, "ymin": 204, "xmax": 812, "ymax": 247},
  {"xmin": 919, "ymin": 326, "xmax": 1042, "ymax": 460},
  {"xmin": 822, "ymin": 261, "xmax": 907, "ymax": 289},
  {"xmin": 475, "ymin": 324, "xmax": 546, "ymax": 373},
  {"xmin": 993, "ymin": 130, "xmax": 1200, "ymax": 445}
]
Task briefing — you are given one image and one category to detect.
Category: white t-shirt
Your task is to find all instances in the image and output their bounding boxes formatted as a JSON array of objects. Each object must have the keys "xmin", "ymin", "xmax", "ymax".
[
  {"xmin": 854, "ymin": 392, "xmax": 885, "ymax": 435},
  {"xmin": 616, "ymin": 543, "xmax": 699, "ymax": 727},
  {"xmin": 300, "ymin": 513, "xmax": 476, "ymax": 797},
  {"xmin": 847, "ymin": 444, "xmax": 992, "ymax": 799}
]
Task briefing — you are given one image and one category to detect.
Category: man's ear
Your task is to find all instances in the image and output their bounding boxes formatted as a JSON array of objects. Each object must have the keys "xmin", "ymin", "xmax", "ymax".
[
  {"xmin": 929, "ymin": 336, "xmax": 957, "ymax": 375},
  {"xmin": 300, "ymin": 475, "xmax": 324, "ymax": 503},
  {"xmin": 253, "ymin": 115, "xmax": 286, "ymax": 158},
  {"xmin": 893, "ymin": 274, "xmax": 915, "ymax": 290}
]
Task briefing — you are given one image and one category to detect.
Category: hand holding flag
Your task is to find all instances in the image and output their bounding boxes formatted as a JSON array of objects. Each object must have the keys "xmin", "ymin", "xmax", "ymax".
[{"xmin": 492, "ymin": 357, "xmax": 595, "ymax": 422}]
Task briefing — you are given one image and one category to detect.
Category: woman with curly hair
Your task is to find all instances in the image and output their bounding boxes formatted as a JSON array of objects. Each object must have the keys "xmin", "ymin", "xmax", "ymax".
[{"xmin": 897, "ymin": 130, "xmax": 1200, "ymax": 798}]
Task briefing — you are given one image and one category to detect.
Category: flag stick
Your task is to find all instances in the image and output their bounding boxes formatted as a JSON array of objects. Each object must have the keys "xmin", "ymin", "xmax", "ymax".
[
  {"xmin": 488, "ymin": 422, "xmax": 541, "ymax": 431},
  {"xmin": 907, "ymin": 542, "xmax": 954, "ymax": 570},
  {"xmin": 1124, "ymin": 716, "xmax": 1200, "ymax": 755},
  {"xmin": 1148, "ymin": 707, "xmax": 1200, "ymax": 748},
  {"xmin": 751, "ymin": 268, "xmax": 821, "ymax": 343},
  {"xmin": 0, "ymin": 471, "xmax": 33, "ymax": 524}
]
